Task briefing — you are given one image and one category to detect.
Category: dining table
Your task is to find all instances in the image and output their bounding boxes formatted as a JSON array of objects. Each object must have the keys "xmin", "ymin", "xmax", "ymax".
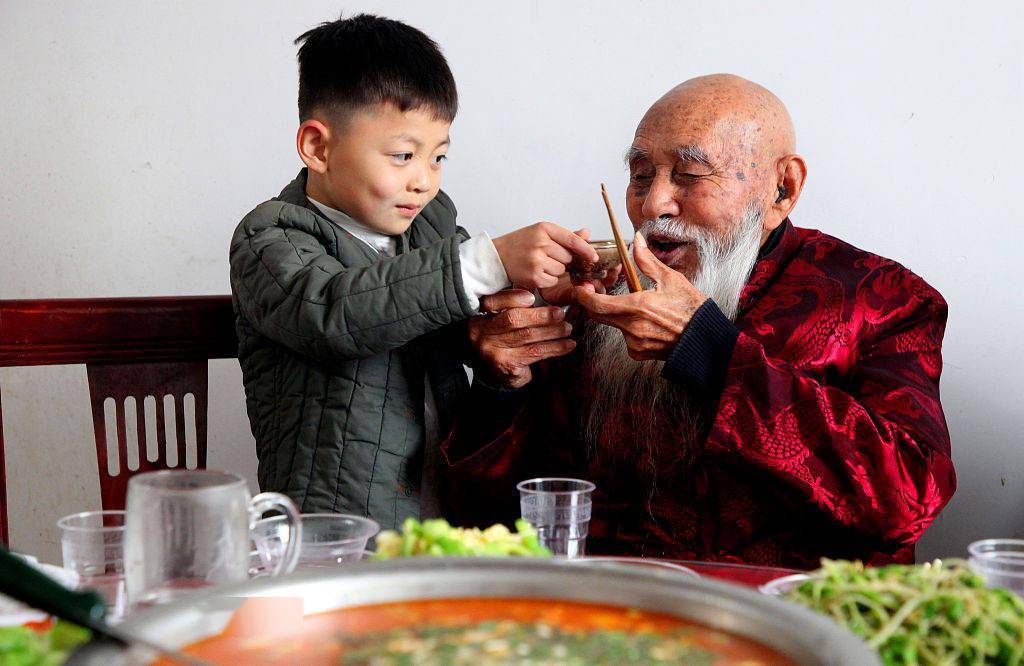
[{"xmin": 674, "ymin": 560, "xmax": 803, "ymax": 587}]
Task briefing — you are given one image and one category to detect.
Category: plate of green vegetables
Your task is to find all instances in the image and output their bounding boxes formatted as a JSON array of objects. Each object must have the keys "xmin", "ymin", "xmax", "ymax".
[
  {"xmin": 0, "ymin": 620, "xmax": 90, "ymax": 666},
  {"xmin": 372, "ymin": 518, "xmax": 551, "ymax": 558},
  {"xmin": 768, "ymin": 558, "xmax": 1024, "ymax": 665}
]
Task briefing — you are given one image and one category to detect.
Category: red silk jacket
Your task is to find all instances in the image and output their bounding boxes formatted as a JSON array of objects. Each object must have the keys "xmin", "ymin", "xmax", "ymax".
[{"xmin": 442, "ymin": 220, "xmax": 954, "ymax": 568}]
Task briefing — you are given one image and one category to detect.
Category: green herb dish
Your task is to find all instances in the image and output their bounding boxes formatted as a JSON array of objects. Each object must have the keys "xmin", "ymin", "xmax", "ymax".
[
  {"xmin": 0, "ymin": 620, "xmax": 90, "ymax": 666},
  {"xmin": 784, "ymin": 558, "xmax": 1024, "ymax": 665},
  {"xmin": 373, "ymin": 518, "xmax": 551, "ymax": 559}
]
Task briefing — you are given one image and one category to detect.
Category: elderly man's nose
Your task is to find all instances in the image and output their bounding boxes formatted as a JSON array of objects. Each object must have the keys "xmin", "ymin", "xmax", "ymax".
[{"xmin": 641, "ymin": 180, "xmax": 681, "ymax": 220}]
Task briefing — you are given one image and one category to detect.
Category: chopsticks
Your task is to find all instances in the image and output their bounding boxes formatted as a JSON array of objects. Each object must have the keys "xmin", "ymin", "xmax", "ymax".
[
  {"xmin": 600, "ymin": 183, "xmax": 643, "ymax": 293},
  {"xmin": 0, "ymin": 548, "xmax": 211, "ymax": 665}
]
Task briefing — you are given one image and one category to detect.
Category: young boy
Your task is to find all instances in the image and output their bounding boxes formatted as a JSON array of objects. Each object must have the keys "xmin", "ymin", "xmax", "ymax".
[{"xmin": 229, "ymin": 14, "xmax": 595, "ymax": 528}]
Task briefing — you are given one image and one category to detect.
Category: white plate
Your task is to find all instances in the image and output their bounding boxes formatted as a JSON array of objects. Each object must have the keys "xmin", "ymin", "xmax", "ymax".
[{"xmin": 0, "ymin": 554, "xmax": 80, "ymax": 626}]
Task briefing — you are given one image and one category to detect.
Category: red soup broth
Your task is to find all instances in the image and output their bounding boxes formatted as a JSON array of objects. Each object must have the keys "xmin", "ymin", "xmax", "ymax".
[{"xmin": 156, "ymin": 597, "xmax": 794, "ymax": 665}]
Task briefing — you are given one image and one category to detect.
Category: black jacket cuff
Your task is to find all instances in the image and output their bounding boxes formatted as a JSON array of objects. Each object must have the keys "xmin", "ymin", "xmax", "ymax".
[
  {"xmin": 661, "ymin": 299, "xmax": 740, "ymax": 393},
  {"xmin": 458, "ymin": 373, "xmax": 530, "ymax": 443}
]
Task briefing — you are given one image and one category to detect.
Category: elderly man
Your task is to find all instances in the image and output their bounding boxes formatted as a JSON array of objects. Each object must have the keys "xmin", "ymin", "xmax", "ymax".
[{"xmin": 441, "ymin": 74, "xmax": 954, "ymax": 567}]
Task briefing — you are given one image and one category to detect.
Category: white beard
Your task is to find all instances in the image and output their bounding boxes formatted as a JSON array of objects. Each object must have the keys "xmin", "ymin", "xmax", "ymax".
[
  {"xmin": 581, "ymin": 316, "xmax": 695, "ymax": 463},
  {"xmin": 581, "ymin": 202, "xmax": 765, "ymax": 464}
]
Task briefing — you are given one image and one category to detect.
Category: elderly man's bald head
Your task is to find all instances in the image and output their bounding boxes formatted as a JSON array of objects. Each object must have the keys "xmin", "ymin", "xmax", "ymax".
[
  {"xmin": 625, "ymin": 74, "xmax": 807, "ymax": 268},
  {"xmin": 652, "ymin": 74, "xmax": 796, "ymax": 160}
]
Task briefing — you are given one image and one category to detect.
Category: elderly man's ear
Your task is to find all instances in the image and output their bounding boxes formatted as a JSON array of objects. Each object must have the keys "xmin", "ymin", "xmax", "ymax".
[{"xmin": 765, "ymin": 155, "xmax": 808, "ymax": 230}]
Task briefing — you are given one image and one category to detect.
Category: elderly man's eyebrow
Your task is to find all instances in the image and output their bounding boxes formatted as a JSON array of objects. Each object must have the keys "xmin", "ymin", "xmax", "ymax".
[
  {"xmin": 674, "ymin": 144, "xmax": 715, "ymax": 168},
  {"xmin": 624, "ymin": 146, "xmax": 649, "ymax": 166}
]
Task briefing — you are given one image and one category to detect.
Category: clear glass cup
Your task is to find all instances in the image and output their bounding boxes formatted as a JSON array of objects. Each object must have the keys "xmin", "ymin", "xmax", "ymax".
[
  {"xmin": 252, "ymin": 513, "xmax": 379, "ymax": 573},
  {"xmin": 568, "ymin": 240, "xmax": 622, "ymax": 284},
  {"xmin": 124, "ymin": 470, "xmax": 302, "ymax": 608},
  {"xmin": 968, "ymin": 538, "xmax": 1024, "ymax": 594},
  {"xmin": 57, "ymin": 510, "xmax": 127, "ymax": 621},
  {"xmin": 517, "ymin": 477, "xmax": 595, "ymax": 558}
]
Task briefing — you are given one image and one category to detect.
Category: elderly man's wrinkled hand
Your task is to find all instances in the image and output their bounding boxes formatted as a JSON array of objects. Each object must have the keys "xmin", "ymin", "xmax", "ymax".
[
  {"xmin": 575, "ymin": 233, "xmax": 708, "ymax": 361},
  {"xmin": 469, "ymin": 289, "xmax": 576, "ymax": 388}
]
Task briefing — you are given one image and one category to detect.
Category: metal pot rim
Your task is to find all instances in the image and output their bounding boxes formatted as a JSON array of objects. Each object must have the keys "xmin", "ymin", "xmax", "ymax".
[{"xmin": 118, "ymin": 558, "xmax": 878, "ymax": 666}]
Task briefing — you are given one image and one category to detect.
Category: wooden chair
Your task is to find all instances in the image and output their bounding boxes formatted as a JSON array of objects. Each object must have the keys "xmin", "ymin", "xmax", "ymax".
[{"xmin": 0, "ymin": 296, "xmax": 237, "ymax": 546}]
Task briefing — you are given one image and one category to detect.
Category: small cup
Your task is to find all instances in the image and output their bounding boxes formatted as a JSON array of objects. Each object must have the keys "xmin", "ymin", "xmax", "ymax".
[
  {"xmin": 568, "ymin": 240, "xmax": 622, "ymax": 284},
  {"xmin": 968, "ymin": 538, "xmax": 1024, "ymax": 594},
  {"xmin": 517, "ymin": 477, "xmax": 595, "ymax": 558},
  {"xmin": 58, "ymin": 510, "xmax": 127, "ymax": 621},
  {"xmin": 252, "ymin": 513, "xmax": 379, "ymax": 573}
]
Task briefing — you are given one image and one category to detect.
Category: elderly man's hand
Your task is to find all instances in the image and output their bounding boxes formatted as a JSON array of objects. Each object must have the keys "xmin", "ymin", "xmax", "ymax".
[
  {"xmin": 575, "ymin": 233, "xmax": 708, "ymax": 361},
  {"xmin": 469, "ymin": 289, "xmax": 576, "ymax": 388}
]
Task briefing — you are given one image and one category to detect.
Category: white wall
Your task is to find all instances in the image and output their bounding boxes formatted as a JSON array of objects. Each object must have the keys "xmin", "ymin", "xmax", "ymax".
[{"xmin": 1, "ymin": 0, "xmax": 1021, "ymax": 565}]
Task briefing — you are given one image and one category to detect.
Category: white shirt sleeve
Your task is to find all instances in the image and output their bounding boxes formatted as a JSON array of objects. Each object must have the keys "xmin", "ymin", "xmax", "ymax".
[{"xmin": 458, "ymin": 232, "xmax": 511, "ymax": 312}]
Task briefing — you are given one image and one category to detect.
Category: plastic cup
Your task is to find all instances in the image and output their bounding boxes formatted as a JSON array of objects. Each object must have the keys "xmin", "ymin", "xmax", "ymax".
[
  {"xmin": 517, "ymin": 478, "xmax": 595, "ymax": 558},
  {"xmin": 252, "ymin": 513, "xmax": 380, "ymax": 573},
  {"xmin": 58, "ymin": 510, "xmax": 127, "ymax": 621},
  {"xmin": 968, "ymin": 538, "xmax": 1024, "ymax": 594}
]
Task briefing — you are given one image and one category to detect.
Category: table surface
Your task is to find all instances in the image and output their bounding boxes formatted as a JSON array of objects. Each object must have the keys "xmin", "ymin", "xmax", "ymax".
[
  {"xmin": 576, "ymin": 556, "xmax": 801, "ymax": 587},
  {"xmin": 674, "ymin": 560, "xmax": 802, "ymax": 587}
]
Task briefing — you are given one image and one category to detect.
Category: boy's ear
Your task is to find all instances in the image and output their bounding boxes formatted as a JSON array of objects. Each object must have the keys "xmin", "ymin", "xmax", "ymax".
[{"xmin": 296, "ymin": 120, "xmax": 331, "ymax": 174}]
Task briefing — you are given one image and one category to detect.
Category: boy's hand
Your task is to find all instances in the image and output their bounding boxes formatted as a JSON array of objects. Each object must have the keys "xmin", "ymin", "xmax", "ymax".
[{"xmin": 492, "ymin": 222, "xmax": 599, "ymax": 290}]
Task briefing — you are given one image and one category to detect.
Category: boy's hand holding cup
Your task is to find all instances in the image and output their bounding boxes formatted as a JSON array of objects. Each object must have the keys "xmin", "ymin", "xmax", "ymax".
[
  {"xmin": 492, "ymin": 222, "xmax": 599, "ymax": 290},
  {"xmin": 536, "ymin": 228, "xmax": 624, "ymax": 307}
]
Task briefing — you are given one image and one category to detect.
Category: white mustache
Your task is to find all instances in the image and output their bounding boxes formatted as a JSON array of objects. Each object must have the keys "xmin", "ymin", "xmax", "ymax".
[
  {"xmin": 638, "ymin": 216, "xmax": 688, "ymax": 239},
  {"xmin": 638, "ymin": 217, "xmax": 706, "ymax": 244}
]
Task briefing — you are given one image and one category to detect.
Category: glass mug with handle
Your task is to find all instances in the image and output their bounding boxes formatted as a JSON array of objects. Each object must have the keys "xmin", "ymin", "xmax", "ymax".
[{"xmin": 124, "ymin": 470, "xmax": 302, "ymax": 608}]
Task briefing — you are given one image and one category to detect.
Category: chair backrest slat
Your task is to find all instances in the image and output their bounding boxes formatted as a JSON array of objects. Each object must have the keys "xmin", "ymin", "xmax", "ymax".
[
  {"xmin": 0, "ymin": 389, "xmax": 8, "ymax": 547},
  {"xmin": 86, "ymin": 361, "xmax": 212, "ymax": 510},
  {"xmin": 153, "ymin": 394, "xmax": 167, "ymax": 465}
]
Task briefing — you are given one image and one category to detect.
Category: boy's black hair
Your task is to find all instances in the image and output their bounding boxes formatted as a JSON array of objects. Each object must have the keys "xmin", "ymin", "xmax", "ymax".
[{"xmin": 294, "ymin": 14, "xmax": 458, "ymax": 124}]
